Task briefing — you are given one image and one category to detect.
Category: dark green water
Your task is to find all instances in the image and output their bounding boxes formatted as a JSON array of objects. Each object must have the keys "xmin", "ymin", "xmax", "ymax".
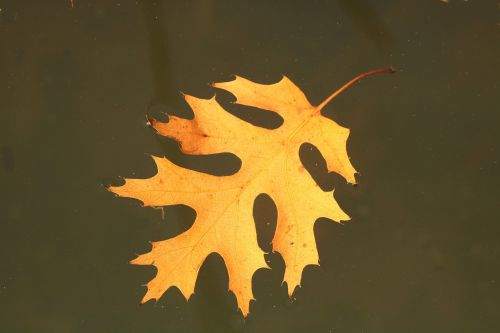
[{"xmin": 1, "ymin": 1, "xmax": 499, "ymax": 332}]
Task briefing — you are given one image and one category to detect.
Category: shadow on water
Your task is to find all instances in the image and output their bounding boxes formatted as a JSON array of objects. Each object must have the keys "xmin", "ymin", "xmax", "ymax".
[
  {"xmin": 337, "ymin": 0, "xmax": 395, "ymax": 49},
  {"xmin": 142, "ymin": 0, "xmax": 177, "ymax": 107}
]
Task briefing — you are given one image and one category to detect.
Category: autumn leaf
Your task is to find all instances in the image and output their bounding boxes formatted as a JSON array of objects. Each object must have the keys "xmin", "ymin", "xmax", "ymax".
[{"xmin": 109, "ymin": 68, "xmax": 394, "ymax": 316}]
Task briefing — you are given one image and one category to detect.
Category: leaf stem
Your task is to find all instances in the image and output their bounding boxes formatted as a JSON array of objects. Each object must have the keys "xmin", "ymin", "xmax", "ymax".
[{"xmin": 316, "ymin": 67, "xmax": 396, "ymax": 112}]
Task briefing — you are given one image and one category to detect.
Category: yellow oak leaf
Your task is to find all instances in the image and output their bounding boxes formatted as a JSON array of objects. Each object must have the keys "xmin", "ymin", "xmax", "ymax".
[{"xmin": 109, "ymin": 68, "xmax": 394, "ymax": 316}]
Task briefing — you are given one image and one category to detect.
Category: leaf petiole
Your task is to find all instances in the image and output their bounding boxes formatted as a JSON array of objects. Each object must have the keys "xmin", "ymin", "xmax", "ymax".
[{"xmin": 317, "ymin": 67, "xmax": 396, "ymax": 112}]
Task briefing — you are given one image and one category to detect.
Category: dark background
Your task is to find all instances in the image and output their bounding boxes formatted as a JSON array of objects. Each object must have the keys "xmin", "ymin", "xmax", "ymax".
[{"xmin": 1, "ymin": 1, "xmax": 499, "ymax": 332}]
